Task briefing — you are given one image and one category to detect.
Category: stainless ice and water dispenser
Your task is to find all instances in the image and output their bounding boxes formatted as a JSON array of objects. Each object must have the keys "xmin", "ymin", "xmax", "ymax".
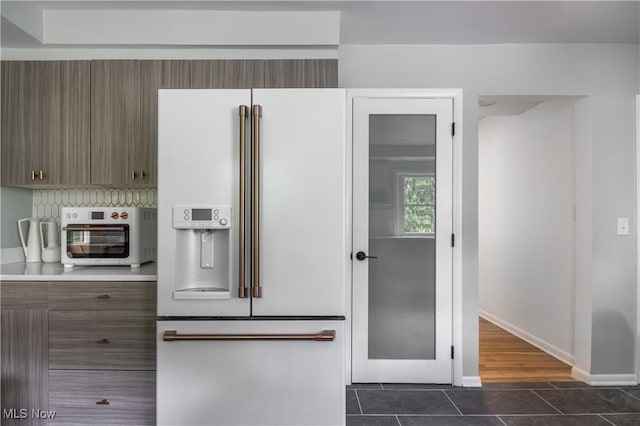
[{"xmin": 172, "ymin": 206, "xmax": 232, "ymax": 299}]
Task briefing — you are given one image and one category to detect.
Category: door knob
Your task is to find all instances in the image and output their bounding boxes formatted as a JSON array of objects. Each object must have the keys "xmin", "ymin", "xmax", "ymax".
[{"xmin": 355, "ymin": 251, "xmax": 377, "ymax": 261}]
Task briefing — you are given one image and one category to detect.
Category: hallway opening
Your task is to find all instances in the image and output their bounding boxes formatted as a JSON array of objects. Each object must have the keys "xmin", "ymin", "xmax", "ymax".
[
  {"xmin": 478, "ymin": 95, "xmax": 591, "ymax": 383},
  {"xmin": 479, "ymin": 317, "xmax": 573, "ymax": 382}
]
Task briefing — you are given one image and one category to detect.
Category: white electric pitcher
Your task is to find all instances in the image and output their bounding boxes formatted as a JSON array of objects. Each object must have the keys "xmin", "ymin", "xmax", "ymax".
[
  {"xmin": 39, "ymin": 221, "xmax": 61, "ymax": 263},
  {"xmin": 17, "ymin": 218, "xmax": 42, "ymax": 263}
]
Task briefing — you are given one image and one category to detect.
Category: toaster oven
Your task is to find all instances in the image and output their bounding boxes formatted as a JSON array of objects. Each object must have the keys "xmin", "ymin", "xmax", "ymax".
[{"xmin": 61, "ymin": 207, "xmax": 157, "ymax": 268}]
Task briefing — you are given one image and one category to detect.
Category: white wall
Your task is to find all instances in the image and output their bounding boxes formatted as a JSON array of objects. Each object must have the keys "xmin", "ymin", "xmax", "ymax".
[
  {"xmin": 339, "ymin": 43, "xmax": 638, "ymax": 379},
  {"xmin": 478, "ymin": 101, "xmax": 575, "ymax": 364}
]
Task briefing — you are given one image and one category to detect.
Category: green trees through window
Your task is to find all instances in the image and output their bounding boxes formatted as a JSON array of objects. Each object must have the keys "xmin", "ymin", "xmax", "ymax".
[{"xmin": 402, "ymin": 175, "xmax": 435, "ymax": 234}]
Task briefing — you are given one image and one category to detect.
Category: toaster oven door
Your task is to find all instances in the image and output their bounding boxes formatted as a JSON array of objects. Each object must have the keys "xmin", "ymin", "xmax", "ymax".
[{"xmin": 63, "ymin": 224, "xmax": 130, "ymax": 258}]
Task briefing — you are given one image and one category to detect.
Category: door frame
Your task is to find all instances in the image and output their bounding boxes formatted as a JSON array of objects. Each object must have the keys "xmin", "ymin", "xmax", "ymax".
[
  {"xmin": 636, "ymin": 94, "xmax": 640, "ymax": 385},
  {"xmin": 345, "ymin": 89, "xmax": 464, "ymax": 386}
]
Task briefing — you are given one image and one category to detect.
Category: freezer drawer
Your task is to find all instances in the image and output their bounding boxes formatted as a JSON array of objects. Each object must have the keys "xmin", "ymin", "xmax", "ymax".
[{"xmin": 157, "ymin": 320, "xmax": 345, "ymax": 426}]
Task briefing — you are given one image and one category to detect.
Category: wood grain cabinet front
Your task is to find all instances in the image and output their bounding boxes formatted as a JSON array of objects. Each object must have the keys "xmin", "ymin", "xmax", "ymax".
[
  {"xmin": 263, "ymin": 59, "xmax": 338, "ymax": 88},
  {"xmin": 49, "ymin": 281, "xmax": 157, "ymax": 311},
  {"xmin": 45, "ymin": 281, "xmax": 157, "ymax": 425},
  {"xmin": 0, "ymin": 282, "xmax": 49, "ymax": 426},
  {"xmin": 49, "ymin": 310, "xmax": 156, "ymax": 370},
  {"xmin": 91, "ymin": 60, "xmax": 190, "ymax": 187},
  {"xmin": 1, "ymin": 59, "xmax": 336, "ymax": 188},
  {"xmin": 190, "ymin": 59, "xmax": 264, "ymax": 88},
  {"xmin": 0, "ymin": 61, "xmax": 90, "ymax": 187},
  {"xmin": 90, "ymin": 60, "xmax": 142, "ymax": 186},
  {"xmin": 140, "ymin": 60, "xmax": 190, "ymax": 186},
  {"xmin": 48, "ymin": 370, "xmax": 155, "ymax": 425}
]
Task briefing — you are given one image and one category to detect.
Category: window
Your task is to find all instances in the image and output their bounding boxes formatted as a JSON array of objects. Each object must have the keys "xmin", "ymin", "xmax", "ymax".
[{"xmin": 398, "ymin": 174, "xmax": 435, "ymax": 235}]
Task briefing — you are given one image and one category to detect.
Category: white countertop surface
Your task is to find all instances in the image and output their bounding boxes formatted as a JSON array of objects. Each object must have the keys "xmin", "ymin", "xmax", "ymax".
[{"xmin": 0, "ymin": 262, "xmax": 157, "ymax": 281}]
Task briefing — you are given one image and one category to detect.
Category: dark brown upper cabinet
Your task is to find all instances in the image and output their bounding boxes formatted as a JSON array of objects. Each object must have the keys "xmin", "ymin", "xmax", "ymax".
[
  {"xmin": 190, "ymin": 60, "xmax": 264, "ymax": 89},
  {"xmin": 91, "ymin": 60, "xmax": 142, "ymax": 186},
  {"xmin": 1, "ymin": 61, "xmax": 90, "ymax": 187},
  {"xmin": 140, "ymin": 60, "xmax": 191, "ymax": 186},
  {"xmin": 1, "ymin": 59, "xmax": 336, "ymax": 189},
  {"xmin": 263, "ymin": 59, "xmax": 338, "ymax": 88},
  {"xmin": 91, "ymin": 60, "xmax": 190, "ymax": 187}
]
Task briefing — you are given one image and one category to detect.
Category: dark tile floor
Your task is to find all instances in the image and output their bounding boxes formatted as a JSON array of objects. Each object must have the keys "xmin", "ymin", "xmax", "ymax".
[{"xmin": 346, "ymin": 382, "xmax": 640, "ymax": 426}]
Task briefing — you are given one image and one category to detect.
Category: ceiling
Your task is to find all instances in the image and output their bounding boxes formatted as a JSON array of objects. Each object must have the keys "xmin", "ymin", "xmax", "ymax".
[{"xmin": 2, "ymin": 1, "xmax": 639, "ymax": 49}]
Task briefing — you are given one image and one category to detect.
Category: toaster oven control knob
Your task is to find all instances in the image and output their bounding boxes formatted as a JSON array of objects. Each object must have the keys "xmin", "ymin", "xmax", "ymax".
[
  {"xmin": 66, "ymin": 213, "xmax": 71, "ymax": 218},
  {"xmin": 111, "ymin": 212, "xmax": 119, "ymax": 220},
  {"xmin": 120, "ymin": 212, "xmax": 128, "ymax": 219},
  {"xmin": 72, "ymin": 213, "xmax": 77, "ymax": 219},
  {"xmin": 219, "ymin": 218, "xmax": 228, "ymax": 226}
]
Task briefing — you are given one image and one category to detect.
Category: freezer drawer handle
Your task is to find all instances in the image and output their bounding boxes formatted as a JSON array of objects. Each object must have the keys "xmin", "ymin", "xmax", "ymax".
[{"xmin": 163, "ymin": 329, "xmax": 335, "ymax": 342}]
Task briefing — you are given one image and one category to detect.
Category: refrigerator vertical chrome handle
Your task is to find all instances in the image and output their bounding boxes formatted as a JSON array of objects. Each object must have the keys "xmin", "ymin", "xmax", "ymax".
[
  {"xmin": 239, "ymin": 105, "xmax": 248, "ymax": 298},
  {"xmin": 252, "ymin": 104, "xmax": 263, "ymax": 298}
]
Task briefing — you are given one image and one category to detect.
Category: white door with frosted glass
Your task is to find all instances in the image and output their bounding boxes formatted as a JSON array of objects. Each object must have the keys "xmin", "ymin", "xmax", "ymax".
[{"xmin": 352, "ymin": 97, "xmax": 453, "ymax": 383}]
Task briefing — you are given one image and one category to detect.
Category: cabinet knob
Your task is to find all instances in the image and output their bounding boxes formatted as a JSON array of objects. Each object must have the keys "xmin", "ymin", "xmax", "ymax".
[
  {"xmin": 39, "ymin": 170, "xmax": 45, "ymax": 180},
  {"xmin": 139, "ymin": 170, "xmax": 146, "ymax": 179},
  {"xmin": 96, "ymin": 294, "xmax": 111, "ymax": 299},
  {"xmin": 96, "ymin": 399, "xmax": 110, "ymax": 405},
  {"xmin": 131, "ymin": 170, "xmax": 137, "ymax": 180},
  {"xmin": 96, "ymin": 338, "xmax": 110, "ymax": 344},
  {"xmin": 31, "ymin": 170, "xmax": 36, "ymax": 181}
]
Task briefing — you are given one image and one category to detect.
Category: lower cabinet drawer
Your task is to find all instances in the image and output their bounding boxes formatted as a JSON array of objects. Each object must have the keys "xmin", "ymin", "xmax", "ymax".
[
  {"xmin": 49, "ymin": 370, "xmax": 155, "ymax": 425},
  {"xmin": 49, "ymin": 311, "xmax": 155, "ymax": 370}
]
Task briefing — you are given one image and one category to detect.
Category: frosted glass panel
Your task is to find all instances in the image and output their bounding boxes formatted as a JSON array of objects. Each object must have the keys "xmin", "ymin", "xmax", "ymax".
[{"xmin": 368, "ymin": 114, "xmax": 436, "ymax": 360}]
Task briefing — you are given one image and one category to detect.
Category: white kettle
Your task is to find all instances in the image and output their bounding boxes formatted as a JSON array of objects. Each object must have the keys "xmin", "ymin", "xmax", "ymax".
[
  {"xmin": 39, "ymin": 221, "xmax": 61, "ymax": 263},
  {"xmin": 17, "ymin": 218, "xmax": 42, "ymax": 263}
]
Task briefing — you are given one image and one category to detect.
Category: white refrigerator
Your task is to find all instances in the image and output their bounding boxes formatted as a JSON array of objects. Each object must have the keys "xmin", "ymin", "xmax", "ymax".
[{"xmin": 156, "ymin": 89, "xmax": 348, "ymax": 426}]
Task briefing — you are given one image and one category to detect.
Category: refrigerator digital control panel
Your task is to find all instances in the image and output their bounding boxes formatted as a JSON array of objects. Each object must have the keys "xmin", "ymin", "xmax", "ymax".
[{"xmin": 173, "ymin": 206, "xmax": 231, "ymax": 229}]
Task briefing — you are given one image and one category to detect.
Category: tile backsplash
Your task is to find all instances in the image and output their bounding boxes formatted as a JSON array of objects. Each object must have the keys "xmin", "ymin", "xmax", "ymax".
[{"xmin": 33, "ymin": 189, "xmax": 157, "ymax": 222}]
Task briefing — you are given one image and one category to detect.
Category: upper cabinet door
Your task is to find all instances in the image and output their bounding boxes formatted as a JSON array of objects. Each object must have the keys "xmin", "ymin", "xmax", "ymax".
[
  {"xmin": 140, "ymin": 60, "xmax": 190, "ymax": 186},
  {"xmin": 1, "ymin": 61, "xmax": 33, "ymax": 186},
  {"xmin": 91, "ymin": 60, "xmax": 141, "ymax": 186},
  {"xmin": 251, "ymin": 89, "xmax": 347, "ymax": 317},
  {"xmin": 263, "ymin": 59, "xmax": 338, "ymax": 88},
  {"xmin": 1, "ymin": 61, "xmax": 90, "ymax": 187},
  {"xmin": 40, "ymin": 61, "xmax": 91, "ymax": 186},
  {"xmin": 190, "ymin": 60, "xmax": 264, "ymax": 89}
]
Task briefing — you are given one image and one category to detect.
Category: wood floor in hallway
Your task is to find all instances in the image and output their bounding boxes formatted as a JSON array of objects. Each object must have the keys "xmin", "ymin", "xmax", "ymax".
[{"xmin": 479, "ymin": 317, "xmax": 575, "ymax": 382}]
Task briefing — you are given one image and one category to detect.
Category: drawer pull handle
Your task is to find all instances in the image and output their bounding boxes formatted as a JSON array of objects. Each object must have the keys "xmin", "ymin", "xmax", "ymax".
[
  {"xmin": 96, "ymin": 399, "xmax": 110, "ymax": 405},
  {"xmin": 96, "ymin": 294, "xmax": 111, "ymax": 299},
  {"xmin": 96, "ymin": 338, "xmax": 110, "ymax": 344}
]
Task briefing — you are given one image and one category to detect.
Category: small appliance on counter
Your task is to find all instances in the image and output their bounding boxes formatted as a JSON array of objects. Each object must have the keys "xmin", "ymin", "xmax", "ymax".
[
  {"xmin": 18, "ymin": 217, "xmax": 42, "ymax": 262},
  {"xmin": 61, "ymin": 207, "xmax": 157, "ymax": 268},
  {"xmin": 40, "ymin": 220, "xmax": 61, "ymax": 263}
]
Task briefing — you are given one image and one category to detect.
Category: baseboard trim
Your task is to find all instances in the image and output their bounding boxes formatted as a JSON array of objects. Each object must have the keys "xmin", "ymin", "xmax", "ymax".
[
  {"xmin": 479, "ymin": 310, "xmax": 575, "ymax": 366},
  {"xmin": 571, "ymin": 366, "xmax": 591, "ymax": 383},
  {"xmin": 462, "ymin": 376, "xmax": 482, "ymax": 387},
  {"xmin": 589, "ymin": 374, "xmax": 638, "ymax": 387},
  {"xmin": 571, "ymin": 367, "xmax": 638, "ymax": 386},
  {"xmin": 1, "ymin": 247, "xmax": 24, "ymax": 265}
]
